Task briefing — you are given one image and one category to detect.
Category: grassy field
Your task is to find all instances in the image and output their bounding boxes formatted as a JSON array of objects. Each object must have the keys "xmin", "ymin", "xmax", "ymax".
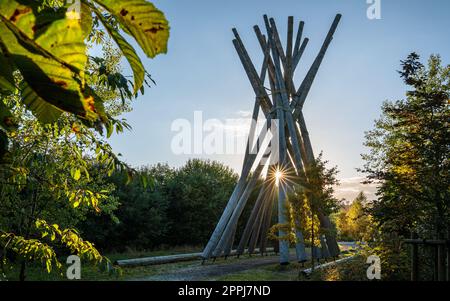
[
  {"xmin": 3, "ymin": 246, "xmax": 203, "ymax": 281},
  {"xmin": 2, "ymin": 244, "xmax": 361, "ymax": 281}
]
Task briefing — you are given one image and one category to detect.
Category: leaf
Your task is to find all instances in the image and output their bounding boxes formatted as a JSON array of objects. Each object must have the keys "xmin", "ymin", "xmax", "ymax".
[
  {"xmin": 73, "ymin": 169, "xmax": 81, "ymax": 181},
  {"xmin": 0, "ymin": 1, "xmax": 100, "ymax": 122},
  {"xmin": 0, "ymin": 50, "xmax": 15, "ymax": 92},
  {"xmin": 46, "ymin": 260, "xmax": 51, "ymax": 273},
  {"xmin": 21, "ymin": 83, "xmax": 63, "ymax": 124},
  {"xmin": 94, "ymin": 0, "xmax": 169, "ymax": 58},
  {"xmin": 91, "ymin": 5, "xmax": 144, "ymax": 94}
]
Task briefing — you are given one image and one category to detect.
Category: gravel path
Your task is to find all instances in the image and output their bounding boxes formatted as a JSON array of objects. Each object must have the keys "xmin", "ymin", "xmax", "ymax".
[{"xmin": 133, "ymin": 254, "xmax": 299, "ymax": 281}]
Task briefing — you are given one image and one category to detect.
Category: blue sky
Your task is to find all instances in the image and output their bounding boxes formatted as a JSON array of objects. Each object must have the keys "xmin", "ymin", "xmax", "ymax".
[{"xmin": 108, "ymin": 0, "xmax": 450, "ymax": 201}]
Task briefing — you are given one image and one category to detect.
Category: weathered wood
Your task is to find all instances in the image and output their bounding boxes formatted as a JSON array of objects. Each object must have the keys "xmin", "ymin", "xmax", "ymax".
[
  {"xmin": 404, "ymin": 239, "xmax": 449, "ymax": 245},
  {"xmin": 293, "ymin": 38, "xmax": 309, "ymax": 72},
  {"xmin": 223, "ymin": 223, "xmax": 237, "ymax": 257},
  {"xmin": 411, "ymin": 232, "xmax": 419, "ymax": 281},
  {"xmin": 212, "ymin": 154, "xmax": 268, "ymax": 257},
  {"xmin": 232, "ymin": 30, "xmax": 273, "ymax": 113},
  {"xmin": 253, "ymin": 25, "xmax": 280, "ymax": 102},
  {"xmin": 266, "ymin": 18, "xmax": 305, "ymax": 176},
  {"xmin": 236, "ymin": 183, "xmax": 268, "ymax": 255},
  {"xmin": 285, "ymin": 16, "xmax": 294, "ymax": 95},
  {"xmin": 301, "ymin": 256, "xmax": 355, "ymax": 276},
  {"xmin": 264, "ymin": 16, "xmax": 286, "ymax": 70},
  {"xmin": 117, "ymin": 248, "xmax": 277, "ymax": 267},
  {"xmin": 260, "ymin": 165, "xmax": 277, "ymax": 253},
  {"xmin": 293, "ymin": 21, "xmax": 305, "ymax": 59},
  {"xmin": 205, "ymin": 14, "xmax": 342, "ymax": 265},
  {"xmin": 291, "ymin": 14, "xmax": 341, "ymax": 113},
  {"xmin": 202, "ymin": 118, "xmax": 270, "ymax": 259},
  {"xmin": 285, "ymin": 159, "xmax": 308, "ymax": 262},
  {"xmin": 248, "ymin": 197, "xmax": 266, "ymax": 254},
  {"xmin": 259, "ymin": 17, "xmax": 291, "ymax": 264}
]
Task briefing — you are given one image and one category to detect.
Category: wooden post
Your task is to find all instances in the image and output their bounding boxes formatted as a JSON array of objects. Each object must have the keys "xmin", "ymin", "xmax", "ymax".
[
  {"xmin": 411, "ymin": 232, "xmax": 419, "ymax": 281},
  {"xmin": 438, "ymin": 235, "xmax": 446, "ymax": 281}
]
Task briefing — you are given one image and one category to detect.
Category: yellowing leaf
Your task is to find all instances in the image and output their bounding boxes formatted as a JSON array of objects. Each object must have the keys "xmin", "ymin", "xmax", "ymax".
[
  {"xmin": 73, "ymin": 169, "xmax": 81, "ymax": 181},
  {"xmin": 95, "ymin": 0, "xmax": 169, "ymax": 58}
]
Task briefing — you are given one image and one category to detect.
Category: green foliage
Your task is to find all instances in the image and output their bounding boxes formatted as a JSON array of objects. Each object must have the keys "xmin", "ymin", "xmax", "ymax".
[
  {"xmin": 0, "ymin": 0, "xmax": 170, "ymax": 280},
  {"xmin": 286, "ymin": 153, "xmax": 341, "ymax": 246},
  {"xmin": 361, "ymin": 53, "xmax": 450, "ymax": 280},
  {"xmin": 0, "ymin": 0, "xmax": 169, "ymax": 155},
  {"xmin": 80, "ymin": 164, "xmax": 172, "ymax": 251},
  {"xmin": 334, "ymin": 192, "xmax": 372, "ymax": 241},
  {"xmin": 362, "ymin": 53, "xmax": 449, "ymax": 237},
  {"xmin": 166, "ymin": 159, "xmax": 239, "ymax": 246},
  {"xmin": 79, "ymin": 159, "xmax": 241, "ymax": 251}
]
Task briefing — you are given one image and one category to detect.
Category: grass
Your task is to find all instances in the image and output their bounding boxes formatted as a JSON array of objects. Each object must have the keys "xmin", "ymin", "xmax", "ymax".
[
  {"xmin": 2, "ymin": 243, "xmax": 361, "ymax": 281},
  {"xmin": 2, "ymin": 246, "xmax": 203, "ymax": 281},
  {"xmin": 214, "ymin": 246, "xmax": 360, "ymax": 281},
  {"xmin": 215, "ymin": 261, "xmax": 306, "ymax": 281}
]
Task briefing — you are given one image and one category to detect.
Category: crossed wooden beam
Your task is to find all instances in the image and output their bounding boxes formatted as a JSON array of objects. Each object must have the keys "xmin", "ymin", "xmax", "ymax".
[{"xmin": 202, "ymin": 14, "xmax": 342, "ymax": 264}]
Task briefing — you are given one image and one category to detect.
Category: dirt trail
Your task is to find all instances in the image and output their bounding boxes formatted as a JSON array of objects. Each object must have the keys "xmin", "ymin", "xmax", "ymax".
[{"xmin": 134, "ymin": 254, "xmax": 299, "ymax": 281}]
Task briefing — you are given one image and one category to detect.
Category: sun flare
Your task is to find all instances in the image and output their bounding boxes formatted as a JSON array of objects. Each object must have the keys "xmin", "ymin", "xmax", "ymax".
[{"xmin": 275, "ymin": 169, "xmax": 284, "ymax": 187}]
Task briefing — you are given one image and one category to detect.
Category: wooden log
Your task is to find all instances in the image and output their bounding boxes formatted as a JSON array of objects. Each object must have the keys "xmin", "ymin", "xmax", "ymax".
[
  {"xmin": 115, "ymin": 253, "xmax": 202, "ymax": 267},
  {"xmin": 291, "ymin": 14, "xmax": 341, "ymax": 113},
  {"xmin": 301, "ymin": 256, "xmax": 356, "ymax": 276},
  {"xmin": 253, "ymin": 25, "xmax": 280, "ymax": 101},
  {"xmin": 202, "ymin": 175, "xmax": 247, "ymax": 259},
  {"xmin": 265, "ymin": 17, "xmax": 298, "ymax": 100},
  {"xmin": 241, "ymin": 100, "xmax": 260, "ymax": 176},
  {"xmin": 202, "ymin": 118, "xmax": 270, "ymax": 259},
  {"xmin": 260, "ymin": 16, "xmax": 290, "ymax": 265},
  {"xmin": 248, "ymin": 198, "xmax": 266, "ymax": 254},
  {"xmin": 232, "ymin": 30, "xmax": 273, "ymax": 113},
  {"xmin": 117, "ymin": 248, "xmax": 277, "ymax": 267},
  {"xmin": 212, "ymin": 155, "xmax": 268, "ymax": 257},
  {"xmin": 250, "ymin": 173, "xmax": 277, "ymax": 254},
  {"xmin": 266, "ymin": 17, "xmax": 305, "ymax": 177},
  {"xmin": 260, "ymin": 165, "xmax": 277, "ymax": 253},
  {"xmin": 292, "ymin": 38, "xmax": 309, "ymax": 72},
  {"xmin": 223, "ymin": 223, "xmax": 237, "ymax": 257},
  {"xmin": 293, "ymin": 21, "xmax": 304, "ymax": 60},
  {"xmin": 263, "ymin": 16, "xmax": 287, "ymax": 70},
  {"xmin": 285, "ymin": 16, "xmax": 294, "ymax": 95},
  {"xmin": 236, "ymin": 183, "xmax": 268, "ymax": 255}
]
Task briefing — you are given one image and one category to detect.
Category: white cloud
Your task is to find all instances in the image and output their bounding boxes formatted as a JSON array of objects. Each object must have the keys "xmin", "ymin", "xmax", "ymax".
[
  {"xmin": 333, "ymin": 176, "xmax": 378, "ymax": 204},
  {"xmin": 235, "ymin": 110, "xmax": 252, "ymax": 118}
]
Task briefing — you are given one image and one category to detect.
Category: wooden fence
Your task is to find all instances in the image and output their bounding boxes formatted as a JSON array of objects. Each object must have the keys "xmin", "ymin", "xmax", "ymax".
[{"xmin": 404, "ymin": 232, "xmax": 450, "ymax": 281}]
